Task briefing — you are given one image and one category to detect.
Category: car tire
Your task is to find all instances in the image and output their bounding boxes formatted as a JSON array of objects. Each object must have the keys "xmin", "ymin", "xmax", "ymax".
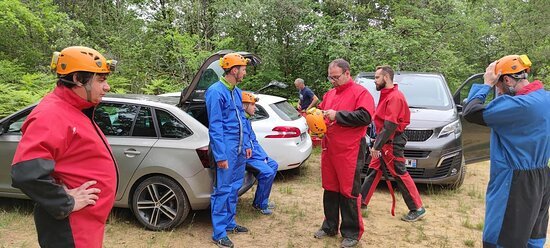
[
  {"xmin": 131, "ymin": 176, "xmax": 190, "ymax": 231},
  {"xmin": 446, "ymin": 165, "xmax": 466, "ymax": 190}
]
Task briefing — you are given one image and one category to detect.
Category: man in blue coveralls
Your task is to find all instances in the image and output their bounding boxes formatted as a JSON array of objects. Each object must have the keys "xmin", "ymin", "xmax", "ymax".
[
  {"xmin": 463, "ymin": 54, "xmax": 550, "ymax": 248},
  {"xmin": 206, "ymin": 53, "xmax": 253, "ymax": 248},
  {"xmin": 241, "ymin": 91, "xmax": 278, "ymax": 215}
]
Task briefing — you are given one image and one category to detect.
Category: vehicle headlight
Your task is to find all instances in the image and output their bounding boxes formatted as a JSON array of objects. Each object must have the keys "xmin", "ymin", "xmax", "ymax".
[{"xmin": 438, "ymin": 120, "xmax": 462, "ymax": 138}]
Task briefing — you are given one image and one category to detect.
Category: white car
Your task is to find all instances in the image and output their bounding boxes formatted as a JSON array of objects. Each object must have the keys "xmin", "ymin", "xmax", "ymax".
[
  {"xmin": 160, "ymin": 50, "xmax": 312, "ymax": 171},
  {"xmin": 159, "ymin": 91, "xmax": 312, "ymax": 171}
]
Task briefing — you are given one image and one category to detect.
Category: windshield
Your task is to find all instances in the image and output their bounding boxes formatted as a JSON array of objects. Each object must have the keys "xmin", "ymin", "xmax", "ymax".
[{"xmin": 356, "ymin": 74, "xmax": 453, "ymax": 110}]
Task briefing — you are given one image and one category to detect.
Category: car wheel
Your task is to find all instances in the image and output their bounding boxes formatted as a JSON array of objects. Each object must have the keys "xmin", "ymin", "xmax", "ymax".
[
  {"xmin": 446, "ymin": 165, "xmax": 466, "ymax": 190},
  {"xmin": 131, "ymin": 176, "xmax": 190, "ymax": 231}
]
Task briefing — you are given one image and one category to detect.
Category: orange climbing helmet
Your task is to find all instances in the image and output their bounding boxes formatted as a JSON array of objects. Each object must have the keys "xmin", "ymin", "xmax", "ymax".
[
  {"xmin": 50, "ymin": 46, "xmax": 116, "ymax": 76},
  {"xmin": 494, "ymin": 54, "xmax": 531, "ymax": 78},
  {"xmin": 305, "ymin": 108, "xmax": 327, "ymax": 136},
  {"xmin": 242, "ymin": 91, "xmax": 258, "ymax": 103},
  {"xmin": 220, "ymin": 53, "xmax": 249, "ymax": 69}
]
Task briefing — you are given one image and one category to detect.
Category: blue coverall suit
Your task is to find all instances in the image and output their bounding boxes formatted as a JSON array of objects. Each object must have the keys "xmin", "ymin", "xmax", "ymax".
[
  {"xmin": 206, "ymin": 78, "xmax": 251, "ymax": 241},
  {"xmin": 463, "ymin": 81, "xmax": 550, "ymax": 248},
  {"xmin": 243, "ymin": 115, "xmax": 278, "ymax": 210}
]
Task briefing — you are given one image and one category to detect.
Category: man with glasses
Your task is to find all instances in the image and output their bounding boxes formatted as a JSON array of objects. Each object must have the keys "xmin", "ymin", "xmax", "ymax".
[{"xmin": 313, "ymin": 59, "xmax": 375, "ymax": 247}]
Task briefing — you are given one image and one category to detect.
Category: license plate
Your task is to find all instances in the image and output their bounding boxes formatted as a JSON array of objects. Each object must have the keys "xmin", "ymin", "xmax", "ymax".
[{"xmin": 405, "ymin": 159, "xmax": 417, "ymax": 168}]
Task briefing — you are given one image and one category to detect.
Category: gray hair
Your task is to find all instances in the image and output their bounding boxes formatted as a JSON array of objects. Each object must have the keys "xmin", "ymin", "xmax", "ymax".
[{"xmin": 295, "ymin": 78, "xmax": 305, "ymax": 85}]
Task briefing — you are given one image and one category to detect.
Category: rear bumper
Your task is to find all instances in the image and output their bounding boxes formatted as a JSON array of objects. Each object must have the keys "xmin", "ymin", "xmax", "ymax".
[{"xmin": 262, "ymin": 133, "xmax": 313, "ymax": 171}]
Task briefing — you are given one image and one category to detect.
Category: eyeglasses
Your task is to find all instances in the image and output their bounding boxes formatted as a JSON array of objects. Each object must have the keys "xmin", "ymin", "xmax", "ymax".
[{"xmin": 327, "ymin": 73, "xmax": 345, "ymax": 82}]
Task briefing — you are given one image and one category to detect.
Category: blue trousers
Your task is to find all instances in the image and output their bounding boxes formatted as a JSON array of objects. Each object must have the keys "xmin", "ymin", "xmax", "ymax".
[
  {"xmin": 248, "ymin": 157, "xmax": 278, "ymax": 209},
  {"xmin": 211, "ymin": 152, "xmax": 246, "ymax": 241}
]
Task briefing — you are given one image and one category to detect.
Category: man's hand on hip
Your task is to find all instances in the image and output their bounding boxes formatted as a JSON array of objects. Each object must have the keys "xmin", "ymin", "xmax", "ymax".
[{"xmin": 64, "ymin": 180, "xmax": 101, "ymax": 213}]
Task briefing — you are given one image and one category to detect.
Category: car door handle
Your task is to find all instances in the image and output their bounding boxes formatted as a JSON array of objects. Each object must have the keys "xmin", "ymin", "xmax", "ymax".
[{"xmin": 124, "ymin": 149, "xmax": 141, "ymax": 155}]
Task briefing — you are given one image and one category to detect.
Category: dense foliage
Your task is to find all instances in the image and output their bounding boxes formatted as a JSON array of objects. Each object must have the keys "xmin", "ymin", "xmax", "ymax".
[{"xmin": 1, "ymin": 0, "xmax": 548, "ymax": 118}]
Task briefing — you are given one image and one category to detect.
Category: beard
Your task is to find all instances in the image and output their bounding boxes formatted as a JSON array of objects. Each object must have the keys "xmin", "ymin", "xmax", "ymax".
[{"xmin": 376, "ymin": 81, "xmax": 386, "ymax": 91}]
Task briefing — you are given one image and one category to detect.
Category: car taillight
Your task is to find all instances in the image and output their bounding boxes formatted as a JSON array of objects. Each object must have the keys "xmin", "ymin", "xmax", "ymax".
[
  {"xmin": 196, "ymin": 146, "xmax": 210, "ymax": 168},
  {"xmin": 265, "ymin": 126, "xmax": 301, "ymax": 138}
]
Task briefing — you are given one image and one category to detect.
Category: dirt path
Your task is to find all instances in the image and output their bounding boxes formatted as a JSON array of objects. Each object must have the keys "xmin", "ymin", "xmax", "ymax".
[{"xmin": 0, "ymin": 152, "xmax": 547, "ymax": 247}]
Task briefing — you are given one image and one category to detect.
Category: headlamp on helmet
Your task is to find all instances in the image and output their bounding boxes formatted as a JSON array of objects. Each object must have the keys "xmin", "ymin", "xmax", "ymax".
[
  {"xmin": 50, "ymin": 46, "xmax": 114, "ymax": 76},
  {"xmin": 495, "ymin": 54, "xmax": 532, "ymax": 79}
]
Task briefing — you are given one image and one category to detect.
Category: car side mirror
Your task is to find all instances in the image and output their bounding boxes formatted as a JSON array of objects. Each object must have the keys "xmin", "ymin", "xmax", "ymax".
[{"xmin": 0, "ymin": 126, "xmax": 4, "ymax": 136}]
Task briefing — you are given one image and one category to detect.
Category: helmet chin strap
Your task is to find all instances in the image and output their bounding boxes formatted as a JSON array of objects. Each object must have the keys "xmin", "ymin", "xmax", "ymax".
[
  {"xmin": 59, "ymin": 73, "xmax": 95, "ymax": 102},
  {"xmin": 84, "ymin": 81, "xmax": 93, "ymax": 102},
  {"xmin": 504, "ymin": 77, "xmax": 521, "ymax": 96}
]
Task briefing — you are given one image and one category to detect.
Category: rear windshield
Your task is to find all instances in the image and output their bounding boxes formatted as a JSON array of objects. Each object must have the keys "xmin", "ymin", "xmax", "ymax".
[
  {"xmin": 270, "ymin": 101, "xmax": 301, "ymax": 121},
  {"xmin": 356, "ymin": 74, "xmax": 453, "ymax": 110}
]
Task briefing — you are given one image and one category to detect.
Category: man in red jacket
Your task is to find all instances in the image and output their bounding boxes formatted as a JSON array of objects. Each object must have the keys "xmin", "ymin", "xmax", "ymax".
[
  {"xmin": 11, "ymin": 46, "xmax": 118, "ymax": 248},
  {"xmin": 313, "ymin": 59, "xmax": 375, "ymax": 247},
  {"xmin": 360, "ymin": 65, "xmax": 426, "ymax": 222}
]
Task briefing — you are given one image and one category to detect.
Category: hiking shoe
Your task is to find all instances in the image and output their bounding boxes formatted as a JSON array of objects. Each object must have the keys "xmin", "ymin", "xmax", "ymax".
[
  {"xmin": 401, "ymin": 207, "xmax": 427, "ymax": 222},
  {"xmin": 313, "ymin": 229, "xmax": 336, "ymax": 239},
  {"xmin": 259, "ymin": 208, "xmax": 273, "ymax": 215},
  {"xmin": 213, "ymin": 237, "xmax": 234, "ymax": 248},
  {"xmin": 227, "ymin": 225, "xmax": 249, "ymax": 234},
  {"xmin": 253, "ymin": 202, "xmax": 276, "ymax": 210},
  {"xmin": 341, "ymin": 238, "xmax": 359, "ymax": 247}
]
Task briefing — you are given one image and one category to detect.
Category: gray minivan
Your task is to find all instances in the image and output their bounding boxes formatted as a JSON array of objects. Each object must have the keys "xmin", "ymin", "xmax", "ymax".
[{"xmin": 357, "ymin": 72, "xmax": 491, "ymax": 189}]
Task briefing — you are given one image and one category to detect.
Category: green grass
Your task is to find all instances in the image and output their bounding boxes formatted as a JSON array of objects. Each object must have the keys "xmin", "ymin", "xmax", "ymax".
[
  {"xmin": 464, "ymin": 239, "xmax": 475, "ymax": 247},
  {"xmin": 279, "ymin": 185, "xmax": 294, "ymax": 195},
  {"xmin": 462, "ymin": 218, "xmax": 484, "ymax": 231},
  {"xmin": 457, "ymin": 200, "xmax": 472, "ymax": 214}
]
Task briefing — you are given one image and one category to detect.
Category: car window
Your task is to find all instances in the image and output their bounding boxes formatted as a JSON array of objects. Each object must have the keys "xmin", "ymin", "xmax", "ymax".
[
  {"xmin": 95, "ymin": 103, "xmax": 139, "ymax": 136},
  {"xmin": 5, "ymin": 110, "xmax": 31, "ymax": 134},
  {"xmin": 357, "ymin": 74, "xmax": 453, "ymax": 110},
  {"xmin": 197, "ymin": 67, "xmax": 223, "ymax": 91},
  {"xmin": 270, "ymin": 101, "xmax": 300, "ymax": 121},
  {"xmin": 191, "ymin": 64, "xmax": 225, "ymax": 100},
  {"xmin": 155, "ymin": 109, "xmax": 192, "ymax": 139},
  {"xmin": 250, "ymin": 104, "xmax": 269, "ymax": 121},
  {"xmin": 132, "ymin": 107, "xmax": 157, "ymax": 137}
]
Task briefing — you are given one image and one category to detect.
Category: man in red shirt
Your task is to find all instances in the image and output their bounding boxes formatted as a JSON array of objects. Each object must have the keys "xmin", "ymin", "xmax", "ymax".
[
  {"xmin": 360, "ymin": 65, "xmax": 426, "ymax": 222},
  {"xmin": 11, "ymin": 46, "xmax": 118, "ymax": 248},
  {"xmin": 313, "ymin": 59, "xmax": 375, "ymax": 247}
]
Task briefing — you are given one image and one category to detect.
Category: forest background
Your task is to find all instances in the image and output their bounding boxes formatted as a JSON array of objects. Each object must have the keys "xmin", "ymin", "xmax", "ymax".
[{"xmin": 1, "ymin": 0, "xmax": 549, "ymax": 118}]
